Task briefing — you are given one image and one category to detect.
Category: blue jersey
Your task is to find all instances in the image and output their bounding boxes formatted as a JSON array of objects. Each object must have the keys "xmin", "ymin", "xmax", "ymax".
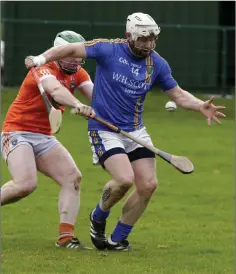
[{"xmin": 85, "ymin": 39, "xmax": 177, "ymax": 132}]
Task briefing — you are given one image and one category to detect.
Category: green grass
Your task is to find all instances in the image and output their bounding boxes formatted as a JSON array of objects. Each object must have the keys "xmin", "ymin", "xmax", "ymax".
[{"xmin": 1, "ymin": 88, "xmax": 234, "ymax": 274}]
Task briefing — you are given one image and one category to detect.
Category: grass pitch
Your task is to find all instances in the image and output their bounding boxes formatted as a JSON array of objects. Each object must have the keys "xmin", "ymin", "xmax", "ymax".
[{"xmin": 1, "ymin": 88, "xmax": 234, "ymax": 274}]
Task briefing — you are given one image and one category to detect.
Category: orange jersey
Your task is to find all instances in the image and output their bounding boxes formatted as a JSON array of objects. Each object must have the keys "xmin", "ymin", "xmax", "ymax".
[{"xmin": 2, "ymin": 62, "xmax": 92, "ymax": 135}]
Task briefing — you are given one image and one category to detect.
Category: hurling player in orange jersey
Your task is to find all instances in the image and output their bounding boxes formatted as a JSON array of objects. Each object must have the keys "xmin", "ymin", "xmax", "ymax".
[{"xmin": 1, "ymin": 31, "xmax": 96, "ymax": 249}]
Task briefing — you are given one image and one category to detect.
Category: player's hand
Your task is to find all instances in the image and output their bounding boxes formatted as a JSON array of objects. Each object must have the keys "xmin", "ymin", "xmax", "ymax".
[
  {"xmin": 25, "ymin": 55, "xmax": 46, "ymax": 69},
  {"xmin": 25, "ymin": 56, "xmax": 36, "ymax": 69},
  {"xmin": 74, "ymin": 103, "xmax": 96, "ymax": 119},
  {"xmin": 199, "ymin": 96, "xmax": 226, "ymax": 126}
]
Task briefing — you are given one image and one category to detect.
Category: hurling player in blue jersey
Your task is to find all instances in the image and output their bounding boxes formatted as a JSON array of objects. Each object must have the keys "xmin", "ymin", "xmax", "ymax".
[{"xmin": 25, "ymin": 13, "xmax": 226, "ymax": 251}]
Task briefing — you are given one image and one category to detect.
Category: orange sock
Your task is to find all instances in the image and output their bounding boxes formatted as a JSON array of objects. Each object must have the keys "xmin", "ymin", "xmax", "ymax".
[{"xmin": 58, "ymin": 223, "xmax": 74, "ymax": 244}]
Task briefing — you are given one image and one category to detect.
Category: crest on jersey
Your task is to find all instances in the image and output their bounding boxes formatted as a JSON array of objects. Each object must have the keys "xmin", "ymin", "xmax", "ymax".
[
  {"xmin": 146, "ymin": 65, "xmax": 153, "ymax": 77},
  {"xmin": 145, "ymin": 56, "xmax": 154, "ymax": 83},
  {"xmin": 69, "ymin": 76, "xmax": 76, "ymax": 89},
  {"xmin": 70, "ymin": 80, "xmax": 76, "ymax": 89}
]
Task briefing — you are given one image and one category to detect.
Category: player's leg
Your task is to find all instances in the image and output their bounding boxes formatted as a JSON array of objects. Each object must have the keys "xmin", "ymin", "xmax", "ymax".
[
  {"xmin": 107, "ymin": 155, "xmax": 157, "ymax": 250},
  {"xmin": 107, "ymin": 128, "xmax": 157, "ymax": 250},
  {"xmin": 122, "ymin": 129, "xmax": 157, "ymax": 226},
  {"xmin": 35, "ymin": 141, "xmax": 88, "ymax": 249},
  {"xmin": 1, "ymin": 133, "xmax": 38, "ymax": 205},
  {"xmin": 88, "ymin": 130, "xmax": 134, "ymax": 250},
  {"xmin": 94, "ymin": 153, "xmax": 135, "ymax": 212},
  {"xmin": 121, "ymin": 156, "xmax": 157, "ymax": 225},
  {"xmin": 90, "ymin": 154, "xmax": 135, "ymax": 250}
]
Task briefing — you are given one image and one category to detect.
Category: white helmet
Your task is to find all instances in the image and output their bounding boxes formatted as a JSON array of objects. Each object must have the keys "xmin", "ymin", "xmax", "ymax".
[{"xmin": 126, "ymin": 12, "xmax": 160, "ymax": 41}]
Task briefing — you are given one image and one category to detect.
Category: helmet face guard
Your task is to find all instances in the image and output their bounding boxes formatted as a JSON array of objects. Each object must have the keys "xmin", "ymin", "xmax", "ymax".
[
  {"xmin": 132, "ymin": 31, "xmax": 158, "ymax": 52},
  {"xmin": 127, "ymin": 32, "xmax": 158, "ymax": 57},
  {"xmin": 58, "ymin": 59, "xmax": 85, "ymax": 74}
]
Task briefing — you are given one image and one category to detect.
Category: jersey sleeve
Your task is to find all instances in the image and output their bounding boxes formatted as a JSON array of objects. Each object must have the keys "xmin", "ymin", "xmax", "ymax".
[
  {"xmin": 36, "ymin": 64, "xmax": 57, "ymax": 82},
  {"xmin": 155, "ymin": 58, "xmax": 178, "ymax": 91},
  {"xmin": 75, "ymin": 67, "xmax": 93, "ymax": 88},
  {"xmin": 84, "ymin": 39, "xmax": 115, "ymax": 60}
]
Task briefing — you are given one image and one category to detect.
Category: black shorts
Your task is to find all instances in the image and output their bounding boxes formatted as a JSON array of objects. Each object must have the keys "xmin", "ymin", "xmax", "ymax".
[{"xmin": 99, "ymin": 147, "xmax": 155, "ymax": 169}]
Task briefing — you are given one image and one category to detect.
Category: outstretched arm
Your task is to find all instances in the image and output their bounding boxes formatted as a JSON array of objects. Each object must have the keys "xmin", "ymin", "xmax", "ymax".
[
  {"xmin": 25, "ymin": 43, "xmax": 87, "ymax": 68},
  {"xmin": 166, "ymin": 86, "xmax": 204, "ymax": 111},
  {"xmin": 155, "ymin": 59, "xmax": 226, "ymax": 126},
  {"xmin": 166, "ymin": 86, "xmax": 226, "ymax": 126}
]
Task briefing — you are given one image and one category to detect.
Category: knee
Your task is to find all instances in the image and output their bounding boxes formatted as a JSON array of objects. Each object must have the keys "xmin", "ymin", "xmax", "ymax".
[
  {"xmin": 137, "ymin": 178, "xmax": 158, "ymax": 197},
  {"xmin": 147, "ymin": 178, "xmax": 158, "ymax": 194},
  {"xmin": 116, "ymin": 174, "xmax": 134, "ymax": 190},
  {"xmin": 62, "ymin": 167, "xmax": 82, "ymax": 191},
  {"xmin": 73, "ymin": 171, "xmax": 82, "ymax": 192},
  {"xmin": 17, "ymin": 178, "xmax": 37, "ymax": 197}
]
